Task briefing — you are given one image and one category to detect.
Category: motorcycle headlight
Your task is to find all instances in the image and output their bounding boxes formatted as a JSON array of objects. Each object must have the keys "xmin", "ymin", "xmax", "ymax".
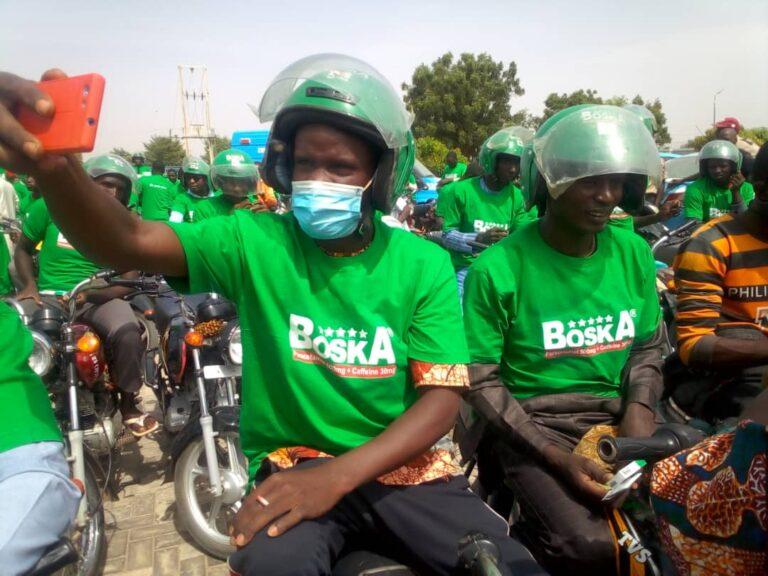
[
  {"xmin": 226, "ymin": 325, "xmax": 242, "ymax": 365},
  {"xmin": 29, "ymin": 330, "xmax": 53, "ymax": 377}
]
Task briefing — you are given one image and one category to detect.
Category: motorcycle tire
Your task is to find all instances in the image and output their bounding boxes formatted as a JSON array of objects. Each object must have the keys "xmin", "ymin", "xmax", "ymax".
[
  {"xmin": 58, "ymin": 458, "xmax": 107, "ymax": 576},
  {"xmin": 174, "ymin": 432, "xmax": 246, "ymax": 559}
]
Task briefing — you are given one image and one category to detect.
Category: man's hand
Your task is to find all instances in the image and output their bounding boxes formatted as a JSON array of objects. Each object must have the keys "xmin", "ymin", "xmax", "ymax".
[
  {"xmin": 543, "ymin": 445, "xmax": 610, "ymax": 501},
  {"xmin": 477, "ymin": 227, "xmax": 508, "ymax": 246},
  {"xmin": 230, "ymin": 462, "xmax": 350, "ymax": 546},
  {"xmin": 16, "ymin": 284, "xmax": 41, "ymax": 303},
  {"xmin": 729, "ymin": 173, "xmax": 745, "ymax": 196},
  {"xmin": 619, "ymin": 403, "xmax": 657, "ymax": 438},
  {"xmin": 0, "ymin": 69, "xmax": 70, "ymax": 175},
  {"xmin": 658, "ymin": 199, "xmax": 681, "ymax": 221}
]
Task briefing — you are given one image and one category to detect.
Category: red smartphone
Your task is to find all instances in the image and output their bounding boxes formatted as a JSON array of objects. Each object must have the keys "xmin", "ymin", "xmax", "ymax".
[{"xmin": 17, "ymin": 73, "xmax": 105, "ymax": 154}]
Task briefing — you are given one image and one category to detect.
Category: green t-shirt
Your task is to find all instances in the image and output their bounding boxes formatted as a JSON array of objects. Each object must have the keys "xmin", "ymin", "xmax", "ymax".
[
  {"xmin": 0, "ymin": 237, "xmax": 12, "ymax": 296},
  {"xmin": 440, "ymin": 176, "xmax": 537, "ymax": 269},
  {"xmin": 464, "ymin": 222, "xmax": 660, "ymax": 399},
  {"xmin": 169, "ymin": 191, "xmax": 214, "ymax": 223},
  {"xmin": 23, "ymin": 200, "xmax": 99, "ymax": 294},
  {"xmin": 169, "ymin": 213, "xmax": 468, "ymax": 480},
  {"xmin": 138, "ymin": 174, "xmax": 178, "ymax": 221},
  {"xmin": 136, "ymin": 165, "xmax": 152, "ymax": 178},
  {"xmin": 20, "ymin": 196, "xmax": 42, "ymax": 223},
  {"xmin": 192, "ymin": 195, "xmax": 258, "ymax": 223},
  {"xmin": 608, "ymin": 207, "xmax": 635, "ymax": 231},
  {"xmin": 683, "ymin": 178, "xmax": 755, "ymax": 222},
  {"xmin": 442, "ymin": 162, "xmax": 467, "ymax": 180},
  {"xmin": 0, "ymin": 303, "xmax": 61, "ymax": 453}
]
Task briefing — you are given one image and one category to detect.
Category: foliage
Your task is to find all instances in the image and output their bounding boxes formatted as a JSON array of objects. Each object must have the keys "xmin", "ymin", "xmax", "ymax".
[
  {"xmin": 403, "ymin": 52, "xmax": 524, "ymax": 158},
  {"xmin": 143, "ymin": 136, "xmax": 186, "ymax": 166},
  {"xmin": 109, "ymin": 147, "xmax": 133, "ymax": 161},
  {"xmin": 415, "ymin": 136, "xmax": 467, "ymax": 175},
  {"xmin": 204, "ymin": 133, "xmax": 232, "ymax": 160}
]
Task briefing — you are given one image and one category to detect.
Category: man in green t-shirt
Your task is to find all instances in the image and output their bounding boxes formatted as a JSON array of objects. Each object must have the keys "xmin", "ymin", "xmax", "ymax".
[
  {"xmin": 193, "ymin": 149, "xmax": 270, "ymax": 222},
  {"xmin": 168, "ymin": 156, "xmax": 215, "ymax": 223},
  {"xmin": 137, "ymin": 160, "xmax": 178, "ymax": 220},
  {"xmin": 437, "ymin": 150, "xmax": 467, "ymax": 189},
  {"xmin": 14, "ymin": 155, "xmax": 159, "ymax": 438},
  {"xmin": 439, "ymin": 126, "xmax": 537, "ymax": 295},
  {"xmin": 131, "ymin": 153, "xmax": 152, "ymax": 178},
  {"xmin": 460, "ymin": 105, "xmax": 666, "ymax": 574},
  {"xmin": 165, "ymin": 167, "xmax": 184, "ymax": 195},
  {"xmin": 0, "ymin": 303, "xmax": 81, "ymax": 573},
  {"xmin": 2, "ymin": 59, "xmax": 545, "ymax": 576},
  {"xmin": 684, "ymin": 139, "xmax": 755, "ymax": 224}
]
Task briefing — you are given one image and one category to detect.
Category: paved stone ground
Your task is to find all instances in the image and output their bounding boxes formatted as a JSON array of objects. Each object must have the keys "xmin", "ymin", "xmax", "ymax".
[{"xmin": 102, "ymin": 388, "xmax": 230, "ymax": 576}]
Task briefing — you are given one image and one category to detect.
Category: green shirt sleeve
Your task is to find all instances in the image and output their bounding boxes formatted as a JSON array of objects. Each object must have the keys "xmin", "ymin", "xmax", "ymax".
[
  {"xmin": 683, "ymin": 181, "xmax": 704, "ymax": 220},
  {"xmin": 511, "ymin": 186, "xmax": 537, "ymax": 228},
  {"xmin": 463, "ymin": 261, "xmax": 512, "ymax": 364},
  {"xmin": 22, "ymin": 199, "xmax": 50, "ymax": 243},
  {"xmin": 440, "ymin": 186, "xmax": 463, "ymax": 232},
  {"xmin": 635, "ymin": 241, "xmax": 662, "ymax": 344},
  {"xmin": 740, "ymin": 182, "xmax": 755, "ymax": 204},
  {"xmin": 406, "ymin": 251, "xmax": 468, "ymax": 364},
  {"xmin": 166, "ymin": 216, "xmax": 245, "ymax": 299}
]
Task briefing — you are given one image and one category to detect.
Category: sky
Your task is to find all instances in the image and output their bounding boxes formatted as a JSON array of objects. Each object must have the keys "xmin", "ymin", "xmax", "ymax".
[{"xmin": 1, "ymin": 0, "xmax": 766, "ymax": 156}]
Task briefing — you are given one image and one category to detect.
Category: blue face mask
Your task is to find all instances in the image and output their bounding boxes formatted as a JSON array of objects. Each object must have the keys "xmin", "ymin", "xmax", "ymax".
[{"xmin": 291, "ymin": 179, "xmax": 371, "ymax": 240}]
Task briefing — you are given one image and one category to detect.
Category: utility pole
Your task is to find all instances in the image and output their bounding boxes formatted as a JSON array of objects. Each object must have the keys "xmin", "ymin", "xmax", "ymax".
[
  {"xmin": 176, "ymin": 65, "xmax": 215, "ymax": 162},
  {"xmin": 712, "ymin": 89, "xmax": 724, "ymax": 126}
]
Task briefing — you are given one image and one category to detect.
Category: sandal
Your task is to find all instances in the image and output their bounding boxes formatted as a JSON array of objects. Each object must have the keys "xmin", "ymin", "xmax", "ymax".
[{"xmin": 123, "ymin": 413, "xmax": 160, "ymax": 438}]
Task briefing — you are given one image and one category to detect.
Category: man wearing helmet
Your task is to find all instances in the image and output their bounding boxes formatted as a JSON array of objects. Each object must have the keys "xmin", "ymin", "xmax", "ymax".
[
  {"xmin": 131, "ymin": 153, "xmax": 151, "ymax": 178},
  {"xmin": 13, "ymin": 154, "xmax": 159, "ymax": 438},
  {"xmin": 715, "ymin": 116, "xmax": 755, "ymax": 179},
  {"xmin": 460, "ymin": 105, "xmax": 666, "ymax": 575},
  {"xmin": 193, "ymin": 149, "xmax": 271, "ymax": 222},
  {"xmin": 438, "ymin": 126, "xmax": 537, "ymax": 295},
  {"xmin": 684, "ymin": 139, "xmax": 755, "ymax": 224},
  {"xmin": 0, "ymin": 61, "xmax": 545, "ymax": 576},
  {"xmin": 168, "ymin": 156, "xmax": 215, "ymax": 223}
]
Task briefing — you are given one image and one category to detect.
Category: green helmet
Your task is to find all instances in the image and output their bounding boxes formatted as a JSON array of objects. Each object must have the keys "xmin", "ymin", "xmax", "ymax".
[
  {"xmin": 256, "ymin": 53, "xmax": 415, "ymax": 212},
  {"xmin": 520, "ymin": 105, "xmax": 661, "ymax": 213},
  {"xmin": 622, "ymin": 104, "xmax": 658, "ymax": 136},
  {"xmin": 699, "ymin": 139, "xmax": 741, "ymax": 175},
  {"xmin": 84, "ymin": 154, "xmax": 138, "ymax": 206},
  {"xmin": 183, "ymin": 156, "xmax": 210, "ymax": 176},
  {"xmin": 210, "ymin": 148, "xmax": 258, "ymax": 192},
  {"xmin": 478, "ymin": 126, "xmax": 532, "ymax": 175}
]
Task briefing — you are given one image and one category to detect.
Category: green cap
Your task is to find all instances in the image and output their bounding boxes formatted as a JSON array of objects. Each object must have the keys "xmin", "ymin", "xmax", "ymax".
[
  {"xmin": 83, "ymin": 154, "xmax": 138, "ymax": 187},
  {"xmin": 479, "ymin": 126, "xmax": 532, "ymax": 174},
  {"xmin": 523, "ymin": 105, "xmax": 661, "ymax": 211},
  {"xmin": 699, "ymin": 139, "xmax": 741, "ymax": 170}
]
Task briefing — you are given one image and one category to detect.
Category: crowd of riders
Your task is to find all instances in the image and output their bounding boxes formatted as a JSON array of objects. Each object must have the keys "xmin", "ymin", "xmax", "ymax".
[{"xmin": 0, "ymin": 55, "xmax": 766, "ymax": 576}]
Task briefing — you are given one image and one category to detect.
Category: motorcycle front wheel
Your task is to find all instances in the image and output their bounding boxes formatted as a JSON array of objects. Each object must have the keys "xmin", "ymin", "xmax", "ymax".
[
  {"xmin": 58, "ymin": 457, "xmax": 107, "ymax": 576},
  {"xmin": 174, "ymin": 431, "xmax": 248, "ymax": 559}
]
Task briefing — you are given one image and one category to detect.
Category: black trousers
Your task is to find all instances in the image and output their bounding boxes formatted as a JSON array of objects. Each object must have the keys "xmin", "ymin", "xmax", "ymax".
[
  {"xmin": 228, "ymin": 460, "xmax": 547, "ymax": 576},
  {"xmin": 478, "ymin": 394, "xmax": 623, "ymax": 576}
]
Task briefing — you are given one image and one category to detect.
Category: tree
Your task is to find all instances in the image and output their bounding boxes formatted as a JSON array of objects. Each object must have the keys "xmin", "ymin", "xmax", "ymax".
[
  {"xmin": 110, "ymin": 147, "xmax": 132, "ymax": 161},
  {"xmin": 415, "ymin": 136, "xmax": 467, "ymax": 175},
  {"xmin": 539, "ymin": 90, "xmax": 671, "ymax": 146},
  {"xmin": 143, "ymin": 136, "xmax": 186, "ymax": 166},
  {"xmin": 403, "ymin": 52, "xmax": 524, "ymax": 158},
  {"xmin": 204, "ymin": 133, "xmax": 232, "ymax": 161}
]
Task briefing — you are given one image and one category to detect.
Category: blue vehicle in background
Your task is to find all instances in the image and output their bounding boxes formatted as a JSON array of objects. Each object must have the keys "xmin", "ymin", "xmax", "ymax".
[
  {"xmin": 231, "ymin": 130, "xmax": 270, "ymax": 163},
  {"xmin": 412, "ymin": 159, "xmax": 439, "ymax": 204}
]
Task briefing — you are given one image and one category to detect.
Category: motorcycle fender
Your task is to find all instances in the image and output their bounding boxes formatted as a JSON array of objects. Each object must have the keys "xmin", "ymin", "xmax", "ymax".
[{"xmin": 169, "ymin": 405, "xmax": 240, "ymax": 465}]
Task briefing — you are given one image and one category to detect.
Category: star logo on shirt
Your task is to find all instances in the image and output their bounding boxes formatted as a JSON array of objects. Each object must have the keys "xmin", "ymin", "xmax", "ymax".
[
  {"xmin": 568, "ymin": 321, "xmax": 576, "ymax": 329},
  {"xmin": 588, "ymin": 318, "xmax": 595, "ymax": 325},
  {"xmin": 596, "ymin": 316, "xmax": 604, "ymax": 324},
  {"xmin": 359, "ymin": 330, "xmax": 368, "ymax": 339},
  {"xmin": 336, "ymin": 328, "xmax": 346, "ymax": 338},
  {"xmin": 324, "ymin": 327, "xmax": 334, "ymax": 338},
  {"xmin": 605, "ymin": 315, "xmax": 613, "ymax": 323},
  {"xmin": 578, "ymin": 319, "xmax": 586, "ymax": 327},
  {"xmin": 348, "ymin": 328, "xmax": 357, "ymax": 338}
]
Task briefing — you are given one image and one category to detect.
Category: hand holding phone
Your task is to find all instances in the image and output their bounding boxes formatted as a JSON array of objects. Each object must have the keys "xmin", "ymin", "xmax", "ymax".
[{"xmin": 16, "ymin": 73, "xmax": 105, "ymax": 154}]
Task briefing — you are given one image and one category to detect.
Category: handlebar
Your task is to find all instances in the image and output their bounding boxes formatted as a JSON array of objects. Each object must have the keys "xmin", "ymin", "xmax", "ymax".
[
  {"xmin": 64, "ymin": 271, "xmax": 165, "ymax": 317},
  {"xmin": 458, "ymin": 533, "xmax": 503, "ymax": 576},
  {"xmin": 650, "ymin": 220, "xmax": 699, "ymax": 255},
  {"xmin": 598, "ymin": 424, "xmax": 706, "ymax": 464}
]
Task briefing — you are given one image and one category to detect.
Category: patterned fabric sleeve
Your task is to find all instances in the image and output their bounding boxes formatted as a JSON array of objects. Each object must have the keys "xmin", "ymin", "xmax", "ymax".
[{"xmin": 410, "ymin": 360, "xmax": 469, "ymax": 390}]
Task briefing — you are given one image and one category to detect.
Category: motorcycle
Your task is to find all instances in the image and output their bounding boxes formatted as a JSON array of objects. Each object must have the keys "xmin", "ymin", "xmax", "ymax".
[{"xmin": 137, "ymin": 286, "xmax": 247, "ymax": 559}]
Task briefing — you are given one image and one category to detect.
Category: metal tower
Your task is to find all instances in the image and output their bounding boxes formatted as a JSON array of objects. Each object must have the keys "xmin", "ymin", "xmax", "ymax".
[{"xmin": 177, "ymin": 65, "xmax": 214, "ymax": 162}]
